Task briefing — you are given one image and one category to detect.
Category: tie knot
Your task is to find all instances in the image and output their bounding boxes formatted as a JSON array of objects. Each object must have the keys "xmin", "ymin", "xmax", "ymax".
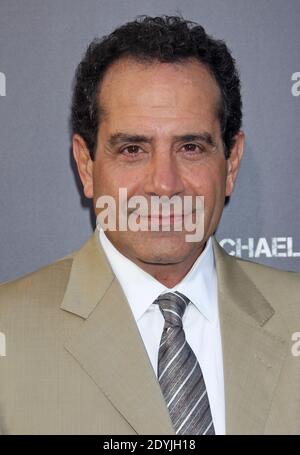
[{"xmin": 155, "ymin": 291, "xmax": 189, "ymax": 327}]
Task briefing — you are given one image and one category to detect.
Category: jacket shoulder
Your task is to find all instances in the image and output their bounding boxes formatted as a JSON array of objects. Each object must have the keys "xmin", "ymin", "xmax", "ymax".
[
  {"xmin": 234, "ymin": 254, "xmax": 300, "ymax": 288},
  {"xmin": 228, "ymin": 253, "xmax": 300, "ymax": 328},
  {"xmin": 0, "ymin": 254, "xmax": 74, "ymax": 312}
]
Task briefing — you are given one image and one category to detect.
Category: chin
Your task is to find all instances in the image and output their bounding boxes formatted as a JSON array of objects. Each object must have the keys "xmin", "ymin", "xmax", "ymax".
[
  {"xmin": 133, "ymin": 238, "xmax": 196, "ymax": 265},
  {"xmin": 137, "ymin": 250, "xmax": 186, "ymax": 265}
]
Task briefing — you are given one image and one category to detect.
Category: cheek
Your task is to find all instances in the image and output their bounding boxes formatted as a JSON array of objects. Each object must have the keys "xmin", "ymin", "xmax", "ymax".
[
  {"xmin": 93, "ymin": 160, "xmax": 143, "ymax": 199},
  {"xmin": 186, "ymin": 163, "xmax": 227, "ymax": 214},
  {"xmin": 186, "ymin": 162, "xmax": 225, "ymax": 194}
]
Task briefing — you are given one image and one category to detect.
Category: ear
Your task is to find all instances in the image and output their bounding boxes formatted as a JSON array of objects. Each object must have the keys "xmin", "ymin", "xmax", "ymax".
[
  {"xmin": 72, "ymin": 134, "xmax": 94, "ymax": 198},
  {"xmin": 225, "ymin": 131, "xmax": 245, "ymax": 196}
]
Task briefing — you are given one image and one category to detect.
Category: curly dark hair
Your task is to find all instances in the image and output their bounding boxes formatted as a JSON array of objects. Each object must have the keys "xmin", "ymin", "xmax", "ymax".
[{"xmin": 71, "ymin": 15, "xmax": 242, "ymax": 160}]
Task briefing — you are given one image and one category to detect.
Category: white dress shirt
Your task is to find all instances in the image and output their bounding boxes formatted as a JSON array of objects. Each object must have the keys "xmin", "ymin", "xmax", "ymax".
[{"xmin": 98, "ymin": 228, "xmax": 225, "ymax": 434}]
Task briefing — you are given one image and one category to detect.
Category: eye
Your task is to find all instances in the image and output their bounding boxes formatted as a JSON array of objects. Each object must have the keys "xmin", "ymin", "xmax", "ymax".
[
  {"xmin": 120, "ymin": 145, "xmax": 143, "ymax": 158},
  {"xmin": 182, "ymin": 143, "xmax": 205, "ymax": 153}
]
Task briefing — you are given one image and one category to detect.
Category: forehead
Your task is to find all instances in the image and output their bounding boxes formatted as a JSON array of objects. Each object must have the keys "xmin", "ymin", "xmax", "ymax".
[{"xmin": 98, "ymin": 57, "xmax": 221, "ymax": 122}]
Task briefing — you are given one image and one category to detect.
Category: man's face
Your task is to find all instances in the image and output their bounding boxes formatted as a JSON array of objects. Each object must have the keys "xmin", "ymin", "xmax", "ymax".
[{"xmin": 74, "ymin": 57, "xmax": 243, "ymax": 268}]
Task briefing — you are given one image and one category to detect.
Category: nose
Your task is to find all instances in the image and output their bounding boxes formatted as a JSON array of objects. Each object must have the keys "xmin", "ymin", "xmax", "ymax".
[{"xmin": 143, "ymin": 150, "xmax": 184, "ymax": 198}]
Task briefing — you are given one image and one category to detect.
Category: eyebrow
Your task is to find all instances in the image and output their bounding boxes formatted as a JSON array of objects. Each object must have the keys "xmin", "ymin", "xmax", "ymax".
[{"xmin": 107, "ymin": 132, "xmax": 217, "ymax": 148}]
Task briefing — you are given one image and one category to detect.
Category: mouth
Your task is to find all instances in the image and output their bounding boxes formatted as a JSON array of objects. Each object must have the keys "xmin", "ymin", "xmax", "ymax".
[{"xmin": 139, "ymin": 212, "xmax": 193, "ymax": 227}]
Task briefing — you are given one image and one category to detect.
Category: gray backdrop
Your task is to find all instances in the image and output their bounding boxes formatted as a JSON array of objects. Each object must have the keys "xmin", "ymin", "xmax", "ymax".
[{"xmin": 0, "ymin": 0, "xmax": 300, "ymax": 283}]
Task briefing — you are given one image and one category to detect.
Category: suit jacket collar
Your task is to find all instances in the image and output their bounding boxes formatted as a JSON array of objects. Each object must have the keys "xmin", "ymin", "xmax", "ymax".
[
  {"xmin": 61, "ymin": 229, "xmax": 289, "ymax": 435},
  {"xmin": 212, "ymin": 238, "xmax": 288, "ymax": 434},
  {"xmin": 61, "ymin": 228, "xmax": 114, "ymax": 318},
  {"xmin": 61, "ymin": 228, "xmax": 175, "ymax": 435}
]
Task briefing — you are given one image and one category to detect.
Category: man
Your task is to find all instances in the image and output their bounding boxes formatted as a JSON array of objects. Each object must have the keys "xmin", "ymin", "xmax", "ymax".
[{"xmin": 0, "ymin": 15, "xmax": 300, "ymax": 435}]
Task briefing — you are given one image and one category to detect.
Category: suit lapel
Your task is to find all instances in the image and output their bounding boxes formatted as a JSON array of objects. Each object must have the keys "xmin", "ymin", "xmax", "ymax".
[
  {"xmin": 212, "ymin": 238, "xmax": 289, "ymax": 434},
  {"xmin": 61, "ymin": 229, "xmax": 175, "ymax": 435},
  {"xmin": 61, "ymin": 229, "xmax": 289, "ymax": 435}
]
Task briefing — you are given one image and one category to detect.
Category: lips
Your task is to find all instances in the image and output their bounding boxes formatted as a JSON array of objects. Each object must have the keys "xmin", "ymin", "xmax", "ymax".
[
  {"xmin": 138, "ymin": 211, "xmax": 193, "ymax": 219},
  {"xmin": 140, "ymin": 213, "xmax": 193, "ymax": 227},
  {"xmin": 147, "ymin": 214, "xmax": 183, "ymax": 219}
]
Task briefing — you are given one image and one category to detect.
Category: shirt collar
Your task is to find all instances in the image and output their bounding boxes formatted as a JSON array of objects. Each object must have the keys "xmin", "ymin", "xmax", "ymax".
[{"xmin": 98, "ymin": 227, "xmax": 217, "ymax": 325}]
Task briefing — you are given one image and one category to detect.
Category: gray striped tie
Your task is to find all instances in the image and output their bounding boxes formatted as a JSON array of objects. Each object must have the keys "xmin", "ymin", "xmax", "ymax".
[{"xmin": 155, "ymin": 291, "xmax": 215, "ymax": 435}]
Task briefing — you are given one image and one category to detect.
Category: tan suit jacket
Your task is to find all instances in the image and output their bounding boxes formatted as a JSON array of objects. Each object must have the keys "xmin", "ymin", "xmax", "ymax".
[{"xmin": 0, "ymin": 229, "xmax": 300, "ymax": 434}]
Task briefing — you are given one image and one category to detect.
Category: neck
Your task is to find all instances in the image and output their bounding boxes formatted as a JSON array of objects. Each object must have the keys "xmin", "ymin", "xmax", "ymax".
[{"xmin": 131, "ymin": 244, "xmax": 205, "ymax": 288}]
